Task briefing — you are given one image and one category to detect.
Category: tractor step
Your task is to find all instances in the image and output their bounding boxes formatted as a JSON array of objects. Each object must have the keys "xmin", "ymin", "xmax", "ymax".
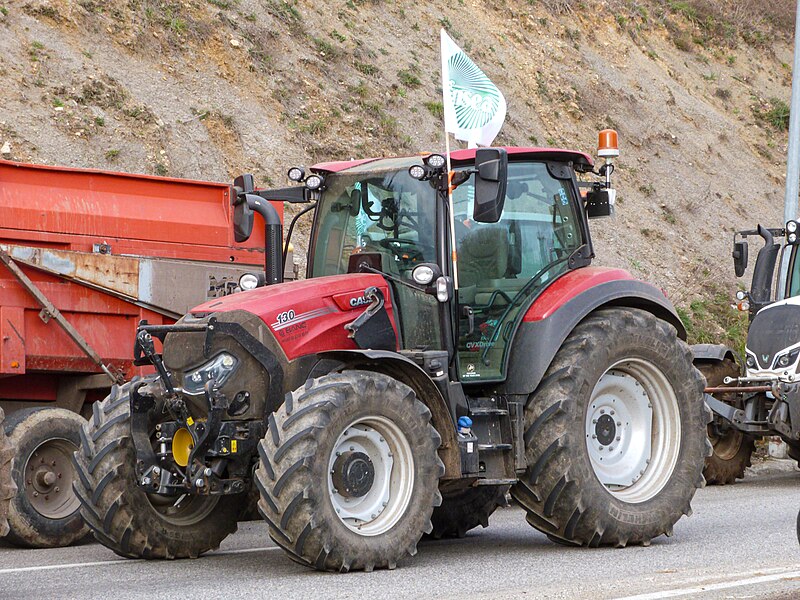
[
  {"xmin": 469, "ymin": 407, "xmax": 509, "ymax": 416},
  {"xmin": 475, "ymin": 478, "xmax": 517, "ymax": 486},
  {"xmin": 477, "ymin": 443, "xmax": 513, "ymax": 451}
]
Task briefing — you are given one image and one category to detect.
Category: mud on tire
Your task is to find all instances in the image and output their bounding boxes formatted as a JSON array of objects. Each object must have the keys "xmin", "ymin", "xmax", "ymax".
[
  {"xmin": 0, "ymin": 408, "xmax": 15, "ymax": 538},
  {"xmin": 511, "ymin": 308, "xmax": 710, "ymax": 547},
  {"xmin": 696, "ymin": 359, "xmax": 755, "ymax": 485},
  {"xmin": 255, "ymin": 371, "xmax": 444, "ymax": 572},
  {"xmin": 72, "ymin": 379, "xmax": 245, "ymax": 558}
]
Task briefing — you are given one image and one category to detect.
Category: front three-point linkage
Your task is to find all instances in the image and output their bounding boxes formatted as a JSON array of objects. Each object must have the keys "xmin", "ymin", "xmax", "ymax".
[{"xmin": 131, "ymin": 326, "xmax": 251, "ymax": 497}]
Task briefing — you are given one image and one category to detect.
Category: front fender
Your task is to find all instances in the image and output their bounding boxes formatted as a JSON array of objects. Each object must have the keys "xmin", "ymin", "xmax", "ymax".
[
  {"xmin": 691, "ymin": 343, "xmax": 741, "ymax": 365},
  {"xmin": 503, "ymin": 271, "xmax": 685, "ymax": 396}
]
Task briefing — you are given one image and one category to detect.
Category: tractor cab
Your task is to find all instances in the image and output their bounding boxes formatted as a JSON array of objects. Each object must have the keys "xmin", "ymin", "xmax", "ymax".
[{"xmin": 271, "ymin": 142, "xmax": 614, "ymax": 383}]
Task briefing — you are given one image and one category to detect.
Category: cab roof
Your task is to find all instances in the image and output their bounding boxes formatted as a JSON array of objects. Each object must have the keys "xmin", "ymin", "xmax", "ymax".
[{"xmin": 311, "ymin": 147, "xmax": 594, "ymax": 174}]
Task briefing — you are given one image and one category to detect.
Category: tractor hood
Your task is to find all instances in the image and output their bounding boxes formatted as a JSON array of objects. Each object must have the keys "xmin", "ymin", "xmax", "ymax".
[
  {"xmin": 190, "ymin": 274, "xmax": 397, "ymax": 361},
  {"xmin": 746, "ymin": 295, "xmax": 800, "ymax": 375}
]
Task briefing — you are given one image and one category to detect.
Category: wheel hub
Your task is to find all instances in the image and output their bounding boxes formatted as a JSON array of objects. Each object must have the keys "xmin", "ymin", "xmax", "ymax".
[
  {"xmin": 332, "ymin": 451, "xmax": 375, "ymax": 498},
  {"xmin": 327, "ymin": 417, "xmax": 414, "ymax": 536},
  {"xmin": 585, "ymin": 361, "xmax": 680, "ymax": 503},
  {"xmin": 23, "ymin": 438, "xmax": 80, "ymax": 519},
  {"xmin": 594, "ymin": 414, "xmax": 616, "ymax": 446}
]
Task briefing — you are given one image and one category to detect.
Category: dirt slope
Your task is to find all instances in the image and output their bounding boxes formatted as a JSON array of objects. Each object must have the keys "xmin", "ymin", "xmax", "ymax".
[{"xmin": 0, "ymin": 0, "xmax": 796, "ymax": 346}]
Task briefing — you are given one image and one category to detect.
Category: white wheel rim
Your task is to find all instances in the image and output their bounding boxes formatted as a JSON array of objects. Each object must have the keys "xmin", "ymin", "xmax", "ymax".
[
  {"xmin": 328, "ymin": 416, "xmax": 414, "ymax": 536},
  {"xmin": 585, "ymin": 359, "xmax": 681, "ymax": 503}
]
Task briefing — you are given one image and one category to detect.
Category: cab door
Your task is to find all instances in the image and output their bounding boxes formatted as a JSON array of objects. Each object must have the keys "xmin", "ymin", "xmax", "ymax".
[{"xmin": 453, "ymin": 161, "xmax": 585, "ymax": 382}]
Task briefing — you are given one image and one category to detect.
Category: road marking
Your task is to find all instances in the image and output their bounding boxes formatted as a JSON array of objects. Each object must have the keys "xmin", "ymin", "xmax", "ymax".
[
  {"xmin": 612, "ymin": 566, "xmax": 800, "ymax": 599},
  {"xmin": 0, "ymin": 546, "xmax": 280, "ymax": 575}
]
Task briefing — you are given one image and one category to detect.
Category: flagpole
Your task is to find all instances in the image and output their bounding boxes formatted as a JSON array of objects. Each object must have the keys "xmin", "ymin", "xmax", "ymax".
[{"xmin": 445, "ymin": 132, "xmax": 459, "ymax": 291}]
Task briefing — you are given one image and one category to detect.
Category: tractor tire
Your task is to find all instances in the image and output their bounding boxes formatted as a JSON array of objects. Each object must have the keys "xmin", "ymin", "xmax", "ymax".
[
  {"xmin": 73, "ymin": 379, "xmax": 245, "ymax": 559},
  {"xmin": 697, "ymin": 359, "xmax": 755, "ymax": 485},
  {"xmin": 427, "ymin": 486, "xmax": 508, "ymax": 539},
  {"xmin": 0, "ymin": 408, "xmax": 16, "ymax": 537},
  {"xmin": 511, "ymin": 307, "xmax": 709, "ymax": 547},
  {"xmin": 255, "ymin": 371, "xmax": 444, "ymax": 572},
  {"xmin": 3, "ymin": 407, "xmax": 89, "ymax": 548}
]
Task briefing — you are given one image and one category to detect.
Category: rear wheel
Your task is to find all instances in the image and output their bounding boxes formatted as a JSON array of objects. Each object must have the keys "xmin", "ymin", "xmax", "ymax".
[
  {"xmin": 427, "ymin": 486, "xmax": 508, "ymax": 539},
  {"xmin": 0, "ymin": 408, "xmax": 15, "ymax": 537},
  {"xmin": 73, "ymin": 379, "xmax": 244, "ymax": 558},
  {"xmin": 696, "ymin": 359, "xmax": 755, "ymax": 485},
  {"xmin": 255, "ymin": 371, "xmax": 444, "ymax": 572},
  {"xmin": 4, "ymin": 407, "xmax": 89, "ymax": 547},
  {"xmin": 511, "ymin": 308, "xmax": 709, "ymax": 547}
]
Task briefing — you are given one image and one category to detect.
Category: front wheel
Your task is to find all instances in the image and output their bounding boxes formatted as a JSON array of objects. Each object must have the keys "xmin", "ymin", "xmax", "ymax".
[
  {"xmin": 512, "ymin": 308, "xmax": 709, "ymax": 547},
  {"xmin": 696, "ymin": 359, "xmax": 754, "ymax": 485},
  {"xmin": 255, "ymin": 371, "xmax": 444, "ymax": 572},
  {"xmin": 73, "ymin": 379, "xmax": 244, "ymax": 558}
]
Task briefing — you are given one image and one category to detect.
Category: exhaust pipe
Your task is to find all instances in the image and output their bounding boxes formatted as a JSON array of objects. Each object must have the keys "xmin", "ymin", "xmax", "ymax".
[{"xmin": 246, "ymin": 194, "xmax": 283, "ymax": 285}]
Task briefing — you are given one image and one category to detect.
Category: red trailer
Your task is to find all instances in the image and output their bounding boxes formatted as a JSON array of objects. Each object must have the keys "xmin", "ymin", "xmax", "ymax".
[{"xmin": 0, "ymin": 159, "xmax": 283, "ymax": 547}]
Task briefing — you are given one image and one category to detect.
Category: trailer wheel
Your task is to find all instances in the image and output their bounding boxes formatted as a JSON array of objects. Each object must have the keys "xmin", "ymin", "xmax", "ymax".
[
  {"xmin": 696, "ymin": 359, "xmax": 755, "ymax": 485},
  {"xmin": 2, "ymin": 407, "xmax": 89, "ymax": 547},
  {"xmin": 0, "ymin": 408, "xmax": 16, "ymax": 537},
  {"xmin": 255, "ymin": 371, "xmax": 444, "ymax": 572},
  {"xmin": 511, "ymin": 308, "xmax": 709, "ymax": 547},
  {"xmin": 72, "ymin": 379, "xmax": 244, "ymax": 558},
  {"xmin": 426, "ymin": 485, "xmax": 508, "ymax": 539}
]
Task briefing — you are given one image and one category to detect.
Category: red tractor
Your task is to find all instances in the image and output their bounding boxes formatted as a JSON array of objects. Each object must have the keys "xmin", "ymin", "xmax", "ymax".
[{"xmin": 75, "ymin": 135, "xmax": 709, "ymax": 571}]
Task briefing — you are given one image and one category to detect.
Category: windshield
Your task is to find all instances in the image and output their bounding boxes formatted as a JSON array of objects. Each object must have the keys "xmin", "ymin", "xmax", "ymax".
[
  {"xmin": 310, "ymin": 158, "xmax": 439, "ymax": 278},
  {"xmin": 309, "ymin": 158, "xmax": 442, "ymax": 350},
  {"xmin": 454, "ymin": 161, "xmax": 584, "ymax": 381}
]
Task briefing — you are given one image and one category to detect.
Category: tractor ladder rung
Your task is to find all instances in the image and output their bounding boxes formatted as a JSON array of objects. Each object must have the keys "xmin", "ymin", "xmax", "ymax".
[
  {"xmin": 469, "ymin": 408, "xmax": 509, "ymax": 416},
  {"xmin": 477, "ymin": 443, "xmax": 513, "ymax": 451},
  {"xmin": 475, "ymin": 478, "xmax": 517, "ymax": 486}
]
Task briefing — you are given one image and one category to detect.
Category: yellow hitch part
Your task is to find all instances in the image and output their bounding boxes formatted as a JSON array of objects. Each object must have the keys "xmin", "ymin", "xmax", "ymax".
[{"xmin": 172, "ymin": 428, "xmax": 194, "ymax": 467}]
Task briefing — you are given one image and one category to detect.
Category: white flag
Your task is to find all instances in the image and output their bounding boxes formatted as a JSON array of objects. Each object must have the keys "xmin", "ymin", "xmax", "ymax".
[{"xmin": 440, "ymin": 29, "xmax": 507, "ymax": 148}]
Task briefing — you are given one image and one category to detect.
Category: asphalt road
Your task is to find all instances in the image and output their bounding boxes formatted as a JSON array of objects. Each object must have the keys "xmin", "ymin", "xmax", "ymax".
[{"xmin": 2, "ymin": 465, "xmax": 800, "ymax": 600}]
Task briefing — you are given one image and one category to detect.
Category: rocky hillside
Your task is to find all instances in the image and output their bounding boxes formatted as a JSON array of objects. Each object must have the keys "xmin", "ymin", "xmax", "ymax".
[{"xmin": 1, "ymin": 0, "xmax": 798, "ymax": 349}]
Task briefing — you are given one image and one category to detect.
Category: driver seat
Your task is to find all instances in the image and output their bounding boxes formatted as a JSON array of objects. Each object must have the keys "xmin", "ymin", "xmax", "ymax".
[{"xmin": 459, "ymin": 226, "xmax": 509, "ymax": 288}]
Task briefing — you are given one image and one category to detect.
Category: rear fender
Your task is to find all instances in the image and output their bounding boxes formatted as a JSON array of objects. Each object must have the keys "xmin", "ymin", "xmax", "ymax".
[
  {"xmin": 316, "ymin": 349, "xmax": 461, "ymax": 478},
  {"xmin": 503, "ymin": 275, "xmax": 685, "ymax": 396}
]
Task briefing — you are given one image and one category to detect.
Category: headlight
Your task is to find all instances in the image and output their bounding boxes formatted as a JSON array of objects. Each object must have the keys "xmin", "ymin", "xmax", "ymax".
[
  {"xmin": 774, "ymin": 348, "xmax": 800, "ymax": 370},
  {"xmin": 238, "ymin": 272, "xmax": 261, "ymax": 291},
  {"xmin": 184, "ymin": 352, "xmax": 240, "ymax": 394},
  {"xmin": 305, "ymin": 174, "xmax": 324, "ymax": 190},
  {"xmin": 745, "ymin": 354, "xmax": 756, "ymax": 369}
]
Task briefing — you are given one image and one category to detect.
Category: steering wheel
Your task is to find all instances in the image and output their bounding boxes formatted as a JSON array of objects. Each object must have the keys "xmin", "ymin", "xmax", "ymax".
[{"xmin": 378, "ymin": 238, "xmax": 426, "ymax": 263}]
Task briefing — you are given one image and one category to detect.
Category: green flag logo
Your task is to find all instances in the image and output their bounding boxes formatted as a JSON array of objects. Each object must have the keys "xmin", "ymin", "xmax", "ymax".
[{"xmin": 447, "ymin": 52, "xmax": 501, "ymax": 130}]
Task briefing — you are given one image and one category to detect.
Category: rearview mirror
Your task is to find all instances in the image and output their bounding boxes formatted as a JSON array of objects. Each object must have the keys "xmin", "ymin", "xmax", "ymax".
[
  {"xmin": 732, "ymin": 240, "xmax": 748, "ymax": 278},
  {"xmin": 472, "ymin": 148, "xmax": 508, "ymax": 223},
  {"xmin": 233, "ymin": 199, "xmax": 254, "ymax": 243},
  {"xmin": 586, "ymin": 189, "xmax": 613, "ymax": 218},
  {"xmin": 232, "ymin": 174, "xmax": 256, "ymax": 243}
]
